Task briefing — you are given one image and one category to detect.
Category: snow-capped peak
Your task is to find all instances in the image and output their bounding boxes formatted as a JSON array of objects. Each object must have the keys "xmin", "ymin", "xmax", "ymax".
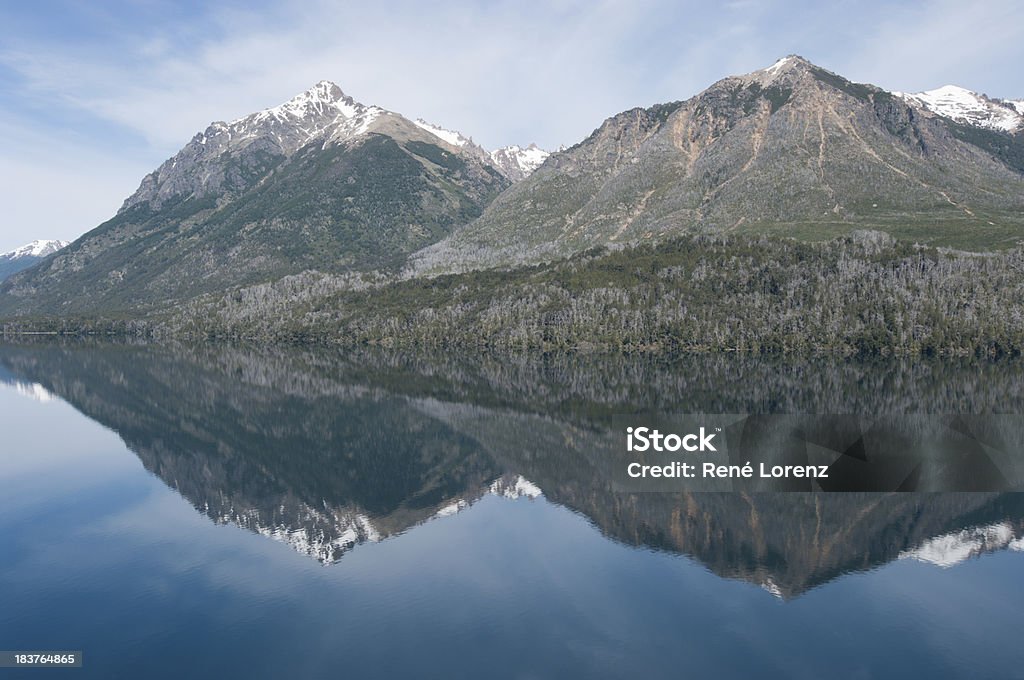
[
  {"xmin": 413, "ymin": 119, "xmax": 472, "ymax": 148},
  {"xmin": 896, "ymin": 85, "xmax": 1023, "ymax": 132},
  {"xmin": 2, "ymin": 239, "xmax": 68, "ymax": 259},
  {"xmin": 214, "ymin": 80, "xmax": 385, "ymax": 154},
  {"xmin": 232, "ymin": 80, "xmax": 370, "ymax": 125},
  {"xmin": 488, "ymin": 144, "xmax": 550, "ymax": 181},
  {"xmin": 122, "ymin": 80, "xmax": 390, "ymax": 211}
]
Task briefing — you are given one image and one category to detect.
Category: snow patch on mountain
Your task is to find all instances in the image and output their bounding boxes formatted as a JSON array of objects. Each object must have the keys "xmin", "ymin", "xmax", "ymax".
[
  {"xmin": 896, "ymin": 85, "xmax": 1023, "ymax": 132},
  {"xmin": 432, "ymin": 476, "xmax": 542, "ymax": 521},
  {"xmin": 490, "ymin": 475, "xmax": 543, "ymax": 499},
  {"xmin": 121, "ymin": 81, "xmax": 394, "ymax": 211},
  {"xmin": 759, "ymin": 577, "xmax": 784, "ymax": 599},
  {"xmin": 204, "ymin": 472, "xmax": 542, "ymax": 565},
  {"xmin": 210, "ymin": 500, "xmax": 382, "ymax": 565},
  {"xmin": 236, "ymin": 80, "xmax": 365, "ymax": 125},
  {"xmin": 488, "ymin": 144, "xmax": 550, "ymax": 182},
  {"xmin": 3, "ymin": 380, "xmax": 59, "ymax": 403},
  {"xmin": 2, "ymin": 239, "xmax": 68, "ymax": 259},
  {"xmin": 413, "ymin": 119, "xmax": 471, "ymax": 147},
  {"xmin": 764, "ymin": 55, "xmax": 794, "ymax": 76},
  {"xmin": 898, "ymin": 522, "xmax": 1022, "ymax": 568},
  {"xmin": 412, "ymin": 119, "xmax": 550, "ymax": 181},
  {"xmin": 435, "ymin": 499, "xmax": 470, "ymax": 517}
]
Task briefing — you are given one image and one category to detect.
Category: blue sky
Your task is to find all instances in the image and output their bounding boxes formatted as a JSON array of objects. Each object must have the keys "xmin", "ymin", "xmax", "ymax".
[{"xmin": 1, "ymin": 0, "xmax": 1022, "ymax": 252}]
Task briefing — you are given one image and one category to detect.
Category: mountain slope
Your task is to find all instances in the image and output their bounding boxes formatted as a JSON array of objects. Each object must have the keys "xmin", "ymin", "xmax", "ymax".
[
  {"xmin": 0, "ymin": 240, "xmax": 68, "ymax": 282},
  {"xmin": 414, "ymin": 56, "xmax": 1024, "ymax": 272},
  {"xmin": 0, "ymin": 83, "xmax": 509, "ymax": 316}
]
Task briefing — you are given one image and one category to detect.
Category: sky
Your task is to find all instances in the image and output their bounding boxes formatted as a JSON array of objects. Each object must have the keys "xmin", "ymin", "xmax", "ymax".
[{"xmin": 1, "ymin": 0, "xmax": 1022, "ymax": 253}]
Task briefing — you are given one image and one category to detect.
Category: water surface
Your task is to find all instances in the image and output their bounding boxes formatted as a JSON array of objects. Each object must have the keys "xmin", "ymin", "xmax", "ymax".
[{"xmin": 1, "ymin": 341, "xmax": 1022, "ymax": 678}]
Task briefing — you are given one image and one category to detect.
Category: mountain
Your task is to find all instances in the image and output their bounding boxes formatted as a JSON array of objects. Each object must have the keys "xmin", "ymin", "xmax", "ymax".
[
  {"xmin": 0, "ymin": 82, "xmax": 510, "ymax": 316},
  {"xmin": 412, "ymin": 118, "xmax": 551, "ymax": 181},
  {"xmin": 0, "ymin": 240, "xmax": 68, "ymax": 282},
  {"xmin": 413, "ymin": 55, "xmax": 1024, "ymax": 273},
  {"xmin": 488, "ymin": 144, "xmax": 550, "ymax": 181},
  {"xmin": 3, "ymin": 58, "xmax": 1023, "ymax": 322},
  {"xmin": 896, "ymin": 85, "xmax": 1023, "ymax": 132}
]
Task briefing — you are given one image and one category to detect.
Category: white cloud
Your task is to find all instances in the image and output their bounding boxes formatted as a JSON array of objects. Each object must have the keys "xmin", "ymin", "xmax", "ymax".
[{"xmin": 837, "ymin": 0, "xmax": 1024, "ymax": 98}]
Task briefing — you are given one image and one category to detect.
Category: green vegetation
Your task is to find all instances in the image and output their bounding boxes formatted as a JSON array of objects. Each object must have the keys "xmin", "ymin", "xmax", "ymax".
[
  {"xmin": 0, "ymin": 132, "xmax": 508, "ymax": 317},
  {"xmin": 648, "ymin": 100, "xmax": 684, "ymax": 123},
  {"xmin": 735, "ymin": 212, "xmax": 1024, "ymax": 251},
  {"xmin": 945, "ymin": 121, "xmax": 1024, "ymax": 174},
  {"xmin": 405, "ymin": 141, "xmax": 468, "ymax": 171},
  {"xmin": 131, "ymin": 231, "xmax": 1024, "ymax": 356},
  {"xmin": 810, "ymin": 67, "xmax": 875, "ymax": 101},
  {"xmin": 741, "ymin": 83, "xmax": 792, "ymax": 114}
]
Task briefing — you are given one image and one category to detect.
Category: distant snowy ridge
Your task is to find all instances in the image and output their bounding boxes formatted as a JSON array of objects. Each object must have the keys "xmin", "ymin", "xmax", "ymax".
[
  {"xmin": 432, "ymin": 475, "xmax": 544, "ymax": 520},
  {"xmin": 898, "ymin": 522, "xmax": 1024, "ymax": 568},
  {"xmin": 413, "ymin": 117, "xmax": 550, "ymax": 181},
  {"xmin": 488, "ymin": 144, "xmax": 550, "ymax": 182},
  {"xmin": 0, "ymin": 239, "xmax": 69, "ymax": 282},
  {"xmin": 1, "ymin": 239, "xmax": 68, "ymax": 259},
  {"xmin": 896, "ymin": 85, "xmax": 1023, "ymax": 132},
  {"xmin": 490, "ymin": 475, "xmax": 543, "ymax": 500},
  {"xmin": 413, "ymin": 119, "xmax": 472, "ymax": 148},
  {"xmin": 0, "ymin": 378, "xmax": 59, "ymax": 403}
]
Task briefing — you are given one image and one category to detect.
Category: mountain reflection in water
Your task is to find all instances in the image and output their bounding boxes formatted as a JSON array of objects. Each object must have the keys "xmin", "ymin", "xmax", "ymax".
[{"xmin": 1, "ymin": 339, "xmax": 1022, "ymax": 600}]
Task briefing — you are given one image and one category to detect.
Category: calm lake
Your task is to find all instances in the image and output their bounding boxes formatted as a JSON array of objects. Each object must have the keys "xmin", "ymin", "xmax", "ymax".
[{"xmin": 1, "ymin": 340, "xmax": 1022, "ymax": 679}]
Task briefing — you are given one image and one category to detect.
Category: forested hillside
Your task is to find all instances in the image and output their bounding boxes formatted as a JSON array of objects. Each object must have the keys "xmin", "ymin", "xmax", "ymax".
[{"xmin": 19, "ymin": 231, "xmax": 1010, "ymax": 355}]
